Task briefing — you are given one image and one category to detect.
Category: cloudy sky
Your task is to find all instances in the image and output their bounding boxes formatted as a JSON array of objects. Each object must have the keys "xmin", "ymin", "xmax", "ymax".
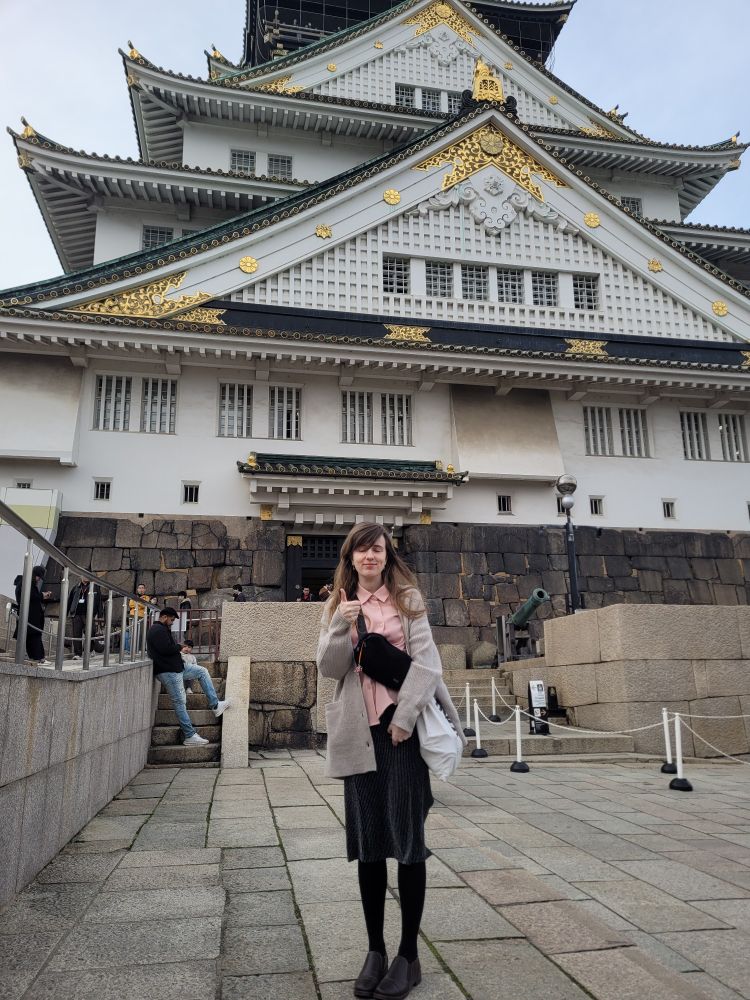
[{"xmin": 0, "ymin": 0, "xmax": 747, "ymax": 289}]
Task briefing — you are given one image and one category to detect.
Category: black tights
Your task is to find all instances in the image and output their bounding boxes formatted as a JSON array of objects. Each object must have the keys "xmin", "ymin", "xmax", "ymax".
[{"xmin": 357, "ymin": 859, "xmax": 426, "ymax": 963}]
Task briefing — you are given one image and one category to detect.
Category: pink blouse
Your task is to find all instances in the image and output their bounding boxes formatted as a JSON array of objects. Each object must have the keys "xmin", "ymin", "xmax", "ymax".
[{"xmin": 351, "ymin": 584, "xmax": 405, "ymax": 725}]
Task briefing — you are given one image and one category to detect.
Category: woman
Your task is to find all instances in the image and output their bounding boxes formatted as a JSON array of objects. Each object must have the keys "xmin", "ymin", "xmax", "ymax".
[
  {"xmin": 14, "ymin": 565, "xmax": 51, "ymax": 664},
  {"xmin": 317, "ymin": 523, "xmax": 464, "ymax": 1000}
]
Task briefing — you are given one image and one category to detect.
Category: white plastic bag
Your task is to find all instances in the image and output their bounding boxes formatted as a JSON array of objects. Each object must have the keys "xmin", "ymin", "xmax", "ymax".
[{"xmin": 416, "ymin": 699, "xmax": 463, "ymax": 781}]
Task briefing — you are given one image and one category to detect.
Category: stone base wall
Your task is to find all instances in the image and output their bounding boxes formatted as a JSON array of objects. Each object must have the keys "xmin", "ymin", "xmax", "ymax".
[{"xmin": 247, "ymin": 660, "xmax": 318, "ymax": 749}]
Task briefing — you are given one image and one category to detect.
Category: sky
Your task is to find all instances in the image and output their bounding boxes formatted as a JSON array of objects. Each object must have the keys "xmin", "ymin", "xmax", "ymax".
[{"xmin": 0, "ymin": 0, "xmax": 748, "ymax": 289}]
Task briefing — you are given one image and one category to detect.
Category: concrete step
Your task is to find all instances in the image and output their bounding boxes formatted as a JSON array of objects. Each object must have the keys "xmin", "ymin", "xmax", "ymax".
[
  {"xmin": 147, "ymin": 742, "xmax": 220, "ymax": 765},
  {"xmin": 154, "ymin": 709, "xmax": 217, "ymax": 726},
  {"xmin": 462, "ymin": 720, "xmax": 634, "ymax": 757},
  {"xmin": 151, "ymin": 724, "xmax": 222, "ymax": 746},
  {"xmin": 443, "ymin": 668, "xmax": 508, "ymax": 684},
  {"xmin": 157, "ymin": 686, "xmax": 224, "ymax": 710}
]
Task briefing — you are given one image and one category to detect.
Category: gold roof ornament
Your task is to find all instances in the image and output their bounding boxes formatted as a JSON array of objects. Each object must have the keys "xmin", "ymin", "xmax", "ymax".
[
  {"xmin": 211, "ymin": 44, "xmax": 227, "ymax": 61},
  {"xmin": 565, "ymin": 338, "xmax": 608, "ymax": 358},
  {"xmin": 374, "ymin": 41, "xmax": 384, "ymax": 49},
  {"xmin": 178, "ymin": 307, "xmax": 226, "ymax": 325},
  {"xmin": 740, "ymin": 352, "xmax": 750, "ymax": 369},
  {"xmin": 239, "ymin": 256, "xmax": 259, "ymax": 274},
  {"xmin": 419, "ymin": 512, "xmax": 432, "ymax": 525},
  {"xmin": 20, "ymin": 118, "xmax": 36, "ymax": 140},
  {"xmin": 472, "ymin": 57, "xmax": 503, "ymax": 103},
  {"xmin": 583, "ymin": 212, "xmax": 601, "ymax": 228},
  {"xmin": 127, "ymin": 41, "xmax": 141, "ymax": 59},
  {"xmin": 606, "ymin": 104, "xmax": 626, "ymax": 123},
  {"xmin": 435, "ymin": 460, "xmax": 443, "ymax": 471},
  {"xmin": 647, "ymin": 258, "xmax": 663, "ymax": 273},
  {"xmin": 383, "ymin": 324, "xmax": 431, "ymax": 343},
  {"xmin": 67, "ymin": 272, "xmax": 212, "ymax": 320},
  {"xmin": 246, "ymin": 452, "xmax": 259, "ymax": 468},
  {"xmin": 383, "ymin": 188, "xmax": 401, "ymax": 205},
  {"xmin": 403, "ymin": 1, "xmax": 481, "ymax": 46},
  {"xmin": 315, "ymin": 224, "xmax": 333, "ymax": 238},
  {"xmin": 253, "ymin": 75, "xmax": 304, "ymax": 94},
  {"xmin": 712, "ymin": 300, "xmax": 729, "ymax": 317}
]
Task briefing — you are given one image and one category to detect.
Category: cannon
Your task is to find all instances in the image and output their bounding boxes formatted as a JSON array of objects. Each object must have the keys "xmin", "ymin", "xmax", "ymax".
[{"xmin": 498, "ymin": 588, "xmax": 550, "ymax": 663}]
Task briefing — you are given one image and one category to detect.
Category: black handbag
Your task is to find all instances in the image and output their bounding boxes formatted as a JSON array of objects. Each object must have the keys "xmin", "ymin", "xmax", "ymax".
[{"xmin": 354, "ymin": 612, "xmax": 411, "ymax": 690}]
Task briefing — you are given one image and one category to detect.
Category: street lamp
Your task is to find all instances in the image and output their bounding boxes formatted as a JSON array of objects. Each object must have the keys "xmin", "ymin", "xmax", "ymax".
[{"xmin": 556, "ymin": 475, "xmax": 581, "ymax": 613}]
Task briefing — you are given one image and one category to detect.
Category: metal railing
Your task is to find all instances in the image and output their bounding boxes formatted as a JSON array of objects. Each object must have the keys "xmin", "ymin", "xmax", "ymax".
[{"xmin": 1, "ymin": 499, "xmax": 155, "ymax": 671}]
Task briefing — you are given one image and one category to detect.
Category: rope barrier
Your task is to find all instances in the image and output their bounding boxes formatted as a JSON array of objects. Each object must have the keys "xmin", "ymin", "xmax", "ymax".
[
  {"xmin": 679, "ymin": 719, "xmax": 750, "ymax": 767},
  {"xmin": 475, "ymin": 703, "xmax": 517, "ymax": 726}
]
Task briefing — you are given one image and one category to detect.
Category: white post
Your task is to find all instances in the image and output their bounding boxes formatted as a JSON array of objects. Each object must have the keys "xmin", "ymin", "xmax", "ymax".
[
  {"xmin": 510, "ymin": 705, "xmax": 529, "ymax": 773},
  {"xmin": 661, "ymin": 707, "xmax": 676, "ymax": 774},
  {"xmin": 463, "ymin": 682, "xmax": 475, "ymax": 737},
  {"xmin": 489, "ymin": 677, "xmax": 500, "ymax": 722},
  {"xmin": 669, "ymin": 713, "xmax": 692, "ymax": 792},
  {"xmin": 471, "ymin": 699, "xmax": 488, "ymax": 758}
]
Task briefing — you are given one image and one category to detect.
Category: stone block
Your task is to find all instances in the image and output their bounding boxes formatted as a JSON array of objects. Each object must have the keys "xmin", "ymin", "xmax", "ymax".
[
  {"xmin": 436, "ymin": 551, "xmax": 461, "ymax": 574},
  {"xmin": 714, "ymin": 583, "xmax": 740, "ymax": 605},
  {"xmin": 687, "ymin": 696, "xmax": 749, "ymax": 757},
  {"xmin": 141, "ymin": 521, "xmax": 179, "ymax": 550},
  {"xmin": 740, "ymin": 609, "xmax": 750, "ymax": 658},
  {"xmin": 662, "ymin": 580, "xmax": 690, "ymax": 603},
  {"xmin": 187, "ymin": 567, "xmax": 213, "ymax": 591},
  {"xmin": 579, "ymin": 555, "xmax": 605, "ymax": 577},
  {"xmin": 462, "ymin": 551, "xmax": 488, "ymax": 574},
  {"xmin": 88, "ymin": 548, "xmax": 121, "ymax": 572},
  {"xmin": 467, "ymin": 640, "xmax": 496, "ymax": 669},
  {"xmin": 416, "ymin": 573, "xmax": 460, "ymax": 600},
  {"xmin": 597, "ymin": 605, "xmax": 742, "ymax": 660},
  {"xmin": 549, "ymin": 663, "xmax": 598, "ymax": 706},
  {"xmin": 595, "ymin": 659, "xmax": 697, "ymax": 703},
  {"xmin": 690, "ymin": 558, "xmax": 717, "ymax": 580},
  {"xmin": 666, "ymin": 557, "xmax": 692, "ymax": 579},
  {"xmin": 59, "ymin": 517, "xmax": 117, "ymax": 548},
  {"xmin": 467, "ymin": 600, "xmax": 491, "ymax": 627},
  {"xmin": 224, "ymin": 550, "xmax": 254, "ymax": 568},
  {"xmin": 248, "ymin": 708, "xmax": 268, "ymax": 745},
  {"xmin": 444, "ymin": 599, "xmax": 469, "ymax": 627},
  {"xmin": 271, "ymin": 708, "xmax": 312, "ymax": 733},
  {"xmin": 637, "ymin": 570, "xmax": 663, "ymax": 592},
  {"xmin": 251, "ymin": 550, "xmax": 284, "ymax": 587},
  {"xmin": 502, "ymin": 552, "xmax": 526, "ymax": 575},
  {"xmin": 430, "ymin": 626, "xmax": 479, "ymax": 647},
  {"xmin": 193, "ymin": 548, "xmax": 226, "ymax": 567},
  {"xmin": 408, "ymin": 551, "xmax": 435, "ymax": 573},
  {"xmin": 687, "ymin": 579, "xmax": 713, "ymax": 604},
  {"xmin": 222, "ymin": 602, "xmax": 323, "ymax": 660},
  {"xmin": 66, "ymin": 548, "xmax": 92, "ymax": 568},
  {"xmin": 162, "ymin": 550, "xmax": 194, "ymax": 569},
  {"xmin": 588, "ymin": 577, "xmax": 615, "ymax": 593},
  {"xmin": 222, "ymin": 657, "xmax": 250, "ymax": 770},
  {"xmin": 543, "ymin": 609, "xmax": 601, "ymax": 666},
  {"xmin": 696, "ymin": 659, "xmax": 750, "ymax": 698},
  {"xmin": 437, "ymin": 644, "xmax": 466, "ymax": 670},
  {"xmin": 424, "ymin": 599, "xmax": 444, "ymax": 626},
  {"xmin": 154, "ymin": 571, "xmax": 188, "ymax": 596},
  {"xmin": 541, "ymin": 570, "xmax": 565, "ymax": 594},
  {"xmin": 494, "ymin": 582, "xmax": 519, "ymax": 604},
  {"xmin": 250, "ymin": 662, "xmax": 315, "ymax": 707},
  {"xmin": 128, "ymin": 549, "xmax": 161, "ymax": 571},
  {"xmin": 215, "ymin": 566, "xmax": 252, "ymax": 589},
  {"xmin": 572, "ymin": 701, "xmax": 693, "ymax": 755}
]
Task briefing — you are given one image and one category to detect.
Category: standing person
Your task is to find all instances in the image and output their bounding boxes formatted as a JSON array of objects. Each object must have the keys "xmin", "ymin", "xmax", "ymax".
[
  {"xmin": 67, "ymin": 576, "xmax": 103, "ymax": 660},
  {"xmin": 14, "ymin": 565, "xmax": 52, "ymax": 664},
  {"xmin": 125, "ymin": 582, "xmax": 150, "ymax": 652},
  {"xmin": 147, "ymin": 608, "xmax": 231, "ymax": 746},
  {"xmin": 177, "ymin": 590, "xmax": 192, "ymax": 641},
  {"xmin": 317, "ymin": 523, "xmax": 464, "ymax": 1000},
  {"xmin": 232, "ymin": 584, "xmax": 247, "ymax": 602},
  {"xmin": 297, "ymin": 586, "xmax": 315, "ymax": 603}
]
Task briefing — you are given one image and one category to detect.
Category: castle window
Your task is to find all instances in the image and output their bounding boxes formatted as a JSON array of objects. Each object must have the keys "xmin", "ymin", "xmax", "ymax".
[
  {"xmin": 589, "ymin": 496, "xmax": 605, "ymax": 516},
  {"xmin": 583, "ymin": 406, "xmax": 614, "ymax": 456},
  {"xmin": 94, "ymin": 480, "xmax": 111, "ymax": 502},
  {"xmin": 680, "ymin": 411, "xmax": 710, "ymax": 461},
  {"xmin": 447, "ymin": 91, "xmax": 462, "ymax": 114},
  {"xmin": 218, "ymin": 383, "xmax": 253, "ymax": 438},
  {"xmin": 182, "ymin": 483, "xmax": 200, "ymax": 504},
  {"xmin": 556, "ymin": 495, "xmax": 566, "ymax": 515},
  {"xmin": 573, "ymin": 274, "xmax": 599, "ymax": 310},
  {"xmin": 497, "ymin": 267, "xmax": 524, "ymax": 304},
  {"xmin": 497, "ymin": 494, "xmax": 513, "ymax": 514},
  {"xmin": 620, "ymin": 196, "xmax": 643, "ymax": 215},
  {"xmin": 381, "ymin": 393, "xmax": 412, "ymax": 446},
  {"xmin": 141, "ymin": 225, "xmax": 174, "ymax": 250},
  {"xmin": 531, "ymin": 270, "xmax": 558, "ymax": 307},
  {"xmin": 94, "ymin": 375, "xmax": 132, "ymax": 432},
  {"xmin": 269, "ymin": 385, "xmax": 301, "ymax": 440},
  {"xmin": 395, "ymin": 84, "xmax": 416, "ymax": 108},
  {"xmin": 15, "ymin": 480, "xmax": 32, "ymax": 489},
  {"xmin": 141, "ymin": 378, "xmax": 177, "ymax": 434},
  {"xmin": 230, "ymin": 149, "xmax": 256, "ymax": 173},
  {"xmin": 618, "ymin": 408, "xmax": 649, "ymax": 458},
  {"xmin": 267, "ymin": 154, "xmax": 293, "ymax": 179},
  {"xmin": 341, "ymin": 391, "xmax": 373, "ymax": 444},
  {"xmin": 426, "ymin": 260, "xmax": 453, "ymax": 298},
  {"xmin": 422, "ymin": 88, "xmax": 441, "ymax": 112},
  {"xmin": 461, "ymin": 264, "xmax": 489, "ymax": 301},
  {"xmin": 383, "ymin": 256, "xmax": 410, "ymax": 294},
  {"xmin": 718, "ymin": 413, "xmax": 748, "ymax": 462},
  {"xmin": 662, "ymin": 499, "xmax": 676, "ymax": 519}
]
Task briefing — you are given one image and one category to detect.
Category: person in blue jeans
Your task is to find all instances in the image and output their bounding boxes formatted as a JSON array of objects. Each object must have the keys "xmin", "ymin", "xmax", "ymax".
[{"xmin": 147, "ymin": 607, "xmax": 230, "ymax": 746}]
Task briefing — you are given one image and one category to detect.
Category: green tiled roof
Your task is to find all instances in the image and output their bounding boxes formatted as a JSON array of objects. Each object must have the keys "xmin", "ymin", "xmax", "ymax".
[{"xmin": 237, "ymin": 454, "xmax": 467, "ymax": 483}]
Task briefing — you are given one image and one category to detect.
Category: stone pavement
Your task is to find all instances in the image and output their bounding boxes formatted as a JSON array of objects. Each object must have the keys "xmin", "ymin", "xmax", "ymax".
[{"xmin": 4, "ymin": 754, "xmax": 750, "ymax": 999}]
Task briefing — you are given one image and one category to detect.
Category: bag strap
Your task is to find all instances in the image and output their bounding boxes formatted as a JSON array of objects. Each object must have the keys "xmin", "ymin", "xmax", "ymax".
[{"xmin": 355, "ymin": 612, "xmax": 368, "ymax": 640}]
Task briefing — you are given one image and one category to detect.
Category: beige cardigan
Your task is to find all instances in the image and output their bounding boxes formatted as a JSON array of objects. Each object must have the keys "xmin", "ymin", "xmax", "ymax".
[{"xmin": 317, "ymin": 588, "xmax": 466, "ymax": 779}]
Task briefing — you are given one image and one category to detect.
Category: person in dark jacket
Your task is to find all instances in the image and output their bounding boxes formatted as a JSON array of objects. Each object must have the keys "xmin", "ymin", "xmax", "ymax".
[
  {"xmin": 232, "ymin": 585, "xmax": 247, "ymax": 602},
  {"xmin": 147, "ymin": 607, "xmax": 231, "ymax": 746},
  {"xmin": 67, "ymin": 577, "xmax": 103, "ymax": 659},
  {"xmin": 14, "ymin": 565, "xmax": 51, "ymax": 664}
]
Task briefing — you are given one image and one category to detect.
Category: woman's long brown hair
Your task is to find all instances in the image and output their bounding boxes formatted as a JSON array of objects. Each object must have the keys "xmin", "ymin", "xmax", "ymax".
[{"xmin": 329, "ymin": 523, "xmax": 424, "ymax": 619}]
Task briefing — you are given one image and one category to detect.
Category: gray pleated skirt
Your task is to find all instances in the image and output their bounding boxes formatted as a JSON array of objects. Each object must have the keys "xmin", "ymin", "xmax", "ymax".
[{"xmin": 344, "ymin": 704, "xmax": 434, "ymax": 865}]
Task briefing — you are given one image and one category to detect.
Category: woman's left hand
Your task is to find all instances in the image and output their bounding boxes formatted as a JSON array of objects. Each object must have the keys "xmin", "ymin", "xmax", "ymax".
[{"xmin": 387, "ymin": 724, "xmax": 410, "ymax": 746}]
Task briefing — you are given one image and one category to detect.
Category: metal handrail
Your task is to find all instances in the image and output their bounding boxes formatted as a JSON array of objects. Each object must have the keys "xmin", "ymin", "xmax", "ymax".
[{"xmin": 1, "ymin": 498, "xmax": 154, "ymax": 671}]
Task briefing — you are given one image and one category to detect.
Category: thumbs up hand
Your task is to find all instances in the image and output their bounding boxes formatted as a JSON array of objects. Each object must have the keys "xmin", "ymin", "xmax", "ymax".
[{"xmin": 337, "ymin": 588, "xmax": 362, "ymax": 625}]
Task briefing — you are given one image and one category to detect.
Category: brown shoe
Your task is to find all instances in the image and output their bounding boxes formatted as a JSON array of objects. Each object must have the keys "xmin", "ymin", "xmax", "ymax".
[
  {"xmin": 373, "ymin": 956, "xmax": 421, "ymax": 1000},
  {"xmin": 354, "ymin": 951, "xmax": 389, "ymax": 998}
]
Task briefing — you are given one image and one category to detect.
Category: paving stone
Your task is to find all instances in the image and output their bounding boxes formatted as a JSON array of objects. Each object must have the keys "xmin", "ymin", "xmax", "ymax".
[
  {"xmin": 479, "ymin": 823, "xmax": 567, "ymax": 849},
  {"xmin": 23, "ymin": 960, "xmax": 218, "ymax": 1000},
  {"xmin": 216, "ymin": 769, "xmax": 266, "ymax": 785},
  {"xmin": 130, "ymin": 821, "xmax": 208, "ymax": 850},
  {"xmin": 84, "ymin": 886, "xmax": 225, "ymax": 922},
  {"xmin": 436, "ymin": 939, "xmax": 590, "ymax": 1000},
  {"xmin": 210, "ymin": 798, "xmax": 270, "ymax": 818},
  {"xmin": 207, "ymin": 819, "xmax": 278, "ymax": 848},
  {"xmin": 553, "ymin": 946, "xmax": 708, "ymax": 1000},
  {"xmin": 74, "ymin": 815, "xmax": 147, "ymax": 843},
  {"xmin": 524, "ymin": 847, "xmax": 633, "ymax": 882},
  {"xmin": 222, "ymin": 847, "xmax": 286, "ymax": 869},
  {"xmin": 130, "ymin": 769, "xmax": 179, "ymax": 784},
  {"xmin": 621, "ymin": 930, "xmax": 700, "ymax": 972},
  {"xmin": 0, "ymin": 883, "xmax": 98, "ymax": 933},
  {"xmin": 288, "ymin": 857, "xmax": 359, "ymax": 903},
  {"xmin": 104, "ymin": 863, "xmax": 220, "ymax": 890},
  {"xmin": 613, "ymin": 859, "xmax": 750, "ymax": 900},
  {"xmin": 120, "ymin": 847, "xmax": 221, "ymax": 868},
  {"xmin": 214, "ymin": 786, "xmax": 269, "ymax": 801},
  {"xmin": 566, "ymin": 899, "xmax": 636, "ymax": 931},
  {"xmin": 678, "ymin": 971, "xmax": 746, "ymax": 1000},
  {"xmin": 222, "ymin": 972, "xmax": 318, "ymax": 1000},
  {"xmin": 692, "ymin": 898, "xmax": 750, "ymax": 932},
  {"xmin": 463, "ymin": 869, "xmax": 566, "ymax": 905},
  {"xmin": 0, "ymin": 930, "xmax": 66, "ymax": 999},
  {"xmin": 222, "ymin": 867, "xmax": 291, "ymax": 892},
  {"xmin": 420, "ymin": 887, "xmax": 524, "ymax": 941},
  {"xmin": 222, "ymin": 924, "xmax": 309, "ymax": 975},
  {"xmin": 499, "ymin": 901, "xmax": 631, "ymax": 953},
  {"xmin": 273, "ymin": 806, "xmax": 341, "ymax": 829},
  {"xmin": 116, "ymin": 783, "xmax": 171, "ymax": 799},
  {"xmin": 580, "ymin": 880, "xmax": 732, "ymax": 932},
  {"xmin": 225, "ymin": 890, "xmax": 298, "ymax": 927},
  {"xmin": 99, "ymin": 799, "xmax": 161, "ymax": 816},
  {"xmin": 319, "ymin": 972, "xmax": 466, "ymax": 1000},
  {"xmin": 535, "ymin": 875, "xmax": 591, "ymax": 900},
  {"xmin": 35, "ymin": 852, "xmax": 124, "ymax": 884},
  {"xmin": 280, "ymin": 828, "xmax": 347, "ymax": 861},
  {"xmin": 46, "ymin": 916, "xmax": 221, "ymax": 971}
]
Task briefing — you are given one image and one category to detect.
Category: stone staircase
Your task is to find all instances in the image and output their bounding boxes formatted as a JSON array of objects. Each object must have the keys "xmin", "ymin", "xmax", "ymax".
[
  {"xmin": 443, "ymin": 668, "xmax": 635, "ymax": 757},
  {"xmin": 148, "ymin": 658, "xmax": 226, "ymax": 766}
]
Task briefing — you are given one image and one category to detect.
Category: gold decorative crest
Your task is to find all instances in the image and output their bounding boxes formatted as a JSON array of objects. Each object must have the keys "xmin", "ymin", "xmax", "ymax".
[
  {"xmin": 20, "ymin": 120, "xmax": 36, "ymax": 140},
  {"xmin": 246, "ymin": 452, "xmax": 259, "ymax": 468},
  {"xmin": 126, "ymin": 72, "xmax": 139, "ymax": 88},
  {"xmin": 413, "ymin": 123, "xmax": 565, "ymax": 200},
  {"xmin": 504, "ymin": 61, "xmax": 513, "ymax": 70},
  {"xmin": 383, "ymin": 189, "xmax": 401, "ymax": 205},
  {"xmin": 239, "ymin": 256, "xmax": 259, "ymax": 274},
  {"xmin": 178, "ymin": 307, "xmax": 226, "ymax": 325},
  {"xmin": 128, "ymin": 42, "xmax": 141, "ymax": 59},
  {"xmin": 419, "ymin": 512, "xmax": 432, "ymax": 525},
  {"xmin": 549, "ymin": 96, "xmax": 559, "ymax": 105},
  {"xmin": 67, "ymin": 272, "xmax": 212, "ymax": 320},
  {"xmin": 579, "ymin": 117, "xmax": 618, "ymax": 139},
  {"xmin": 647, "ymin": 258, "xmax": 663, "ymax": 273},
  {"xmin": 403, "ymin": 1, "xmax": 481, "ymax": 46},
  {"xmin": 740, "ymin": 352, "xmax": 750, "ymax": 369},
  {"xmin": 253, "ymin": 75, "xmax": 304, "ymax": 94},
  {"xmin": 17, "ymin": 151, "xmax": 32, "ymax": 170},
  {"xmin": 327, "ymin": 63, "xmax": 337, "ymax": 72},
  {"xmin": 259, "ymin": 504, "xmax": 274, "ymax": 521},
  {"xmin": 565, "ymin": 339, "xmax": 608, "ymax": 358},
  {"xmin": 287, "ymin": 534, "xmax": 303, "ymax": 547},
  {"xmin": 315, "ymin": 224, "xmax": 333, "ymax": 238},
  {"xmin": 211, "ymin": 46, "xmax": 227, "ymax": 61},
  {"xmin": 472, "ymin": 57, "xmax": 503, "ymax": 103},
  {"xmin": 712, "ymin": 300, "xmax": 729, "ymax": 317},
  {"xmin": 584, "ymin": 212, "xmax": 601, "ymax": 228},
  {"xmin": 374, "ymin": 41, "xmax": 384, "ymax": 48},
  {"xmin": 383, "ymin": 324, "xmax": 431, "ymax": 343}
]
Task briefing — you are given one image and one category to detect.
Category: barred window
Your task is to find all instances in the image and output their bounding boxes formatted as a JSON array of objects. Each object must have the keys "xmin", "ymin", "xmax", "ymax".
[
  {"xmin": 497, "ymin": 494, "xmax": 512, "ymax": 514},
  {"xmin": 718, "ymin": 413, "xmax": 748, "ymax": 462},
  {"xmin": 395, "ymin": 84, "xmax": 416, "ymax": 108},
  {"xmin": 573, "ymin": 274, "xmax": 599, "ymax": 310},
  {"xmin": 94, "ymin": 480, "xmax": 111, "ymax": 501},
  {"xmin": 583, "ymin": 406, "xmax": 614, "ymax": 456},
  {"xmin": 618, "ymin": 408, "xmax": 649, "ymax": 458},
  {"xmin": 590, "ymin": 496, "xmax": 605, "ymax": 516},
  {"xmin": 662, "ymin": 499, "xmax": 676, "ymax": 519},
  {"xmin": 461, "ymin": 264, "xmax": 489, "ymax": 301},
  {"xmin": 218, "ymin": 383, "xmax": 253, "ymax": 438},
  {"xmin": 381, "ymin": 393, "xmax": 412, "ymax": 446},
  {"xmin": 680, "ymin": 411, "xmax": 710, "ymax": 460},
  {"xmin": 141, "ymin": 378, "xmax": 177, "ymax": 434},
  {"xmin": 269, "ymin": 385, "xmax": 301, "ymax": 440},
  {"xmin": 497, "ymin": 267, "xmax": 524, "ymax": 304},
  {"xmin": 142, "ymin": 225, "xmax": 174, "ymax": 250},
  {"xmin": 426, "ymin": 260, "xmax": 453, "ymax": 298},
  {"xmin": 620, "ymin": 196, "xmax": 643, "ymax": 215},
  {"xmin": 15, "ymin": 480, "xmax": 32, "ymax": 489},
  {"xmin": 94, "ymin": 375, "xmax": 132, "ymax": 432},
  {"xmin": 421, "ymin": 87, "xmax": 441, "ymax": 112},
  {"xmin": 446, "ymin": 91, "xmax": 462, "ymax": 114},
  {"xmin": 556, "ymin": 495, "xmax": 566, "ymax": 515},
  {"xmin": 267, "ymin": 154, "xmax": 293, "ymax": 179},
  {"xmin": 230, "ymin": 149, "xmax": 255, "ymax": 173},
  {"xmin": 341, "ymin": 391, "xmax": 373, "ymax": 444},
  {"xmin": 182, "ymin": 483, "xmax": 200, "ymax": 504},
  {"xmin": 383, "ymin": 256, "xmax": 410, "ymax": 294},
  {"xmin": 531, "ymin": 271, "xmax": 558, "ymax": 307}
]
